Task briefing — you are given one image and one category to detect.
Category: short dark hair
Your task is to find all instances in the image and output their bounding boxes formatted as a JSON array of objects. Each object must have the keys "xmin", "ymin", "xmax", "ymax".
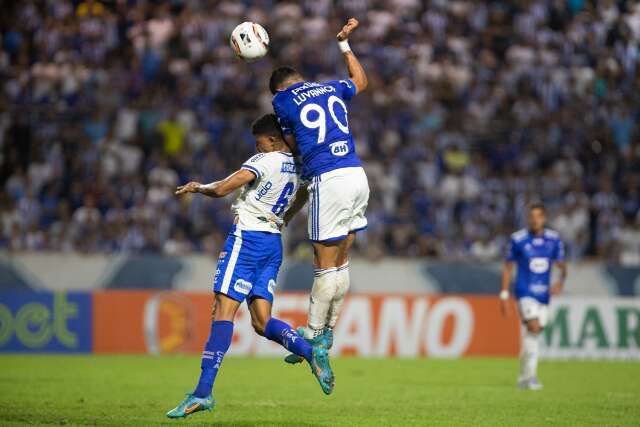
[
  {"xmin": 269, "ymin": 66, "xmax": 300, "ymax": 94},
  {"xmin": 529, "ymin": 202, "xmax": 546, "ymax": 213},
  {"xmin": 251, "ymin": 114, "xmax": 283, "ymax": 138}
]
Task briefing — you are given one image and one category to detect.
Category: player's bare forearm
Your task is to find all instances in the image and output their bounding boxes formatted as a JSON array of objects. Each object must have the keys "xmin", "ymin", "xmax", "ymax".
[
  {"xmin": 175, "ymin": 169, "xmax": 255, "ymax": 198},
  {"xmin": 337, "ymin": 18, "xmax": 368, "ymax": 94},
  {"xmin": 557, "ymin": 261, "xmax": 567, "ymax": 283},
  {"xmin": 343, "ymin": 51, "xmax": 368, "ymax": 94},
  {"xmin": 175, "ymin": 181, "xmax": 224, "ymax": 198},
  {"xmin": 552, "ymin": 261, "xmax": 568, "ymax": 295},
  {"xmin": 499, "ymin": 261, "xmax": 514, "ymax": 316},
  {"xmin": 284, "ymin": 186, "xmax": 309, "ymax": 225},
  {"xmin": 198, "ymin": 182, "xmax": 221, "ymax": 197},
  {"xmin": 501, "ymin": 262, "xmax": 514, "ymax": 292}
]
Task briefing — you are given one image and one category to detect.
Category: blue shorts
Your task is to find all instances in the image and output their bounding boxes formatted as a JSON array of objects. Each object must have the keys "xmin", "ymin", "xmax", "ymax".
[{"xmin": 213, "ymin": 226, "xmax": 282, "ymax": 304}]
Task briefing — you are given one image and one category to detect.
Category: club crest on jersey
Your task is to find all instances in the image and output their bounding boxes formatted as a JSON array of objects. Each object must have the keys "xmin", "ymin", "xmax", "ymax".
[
  {"xmin": 234, "ymin": 279, "xmax": 253, "ymax": 295},
  {"xmin": 530, "ymin": 283, "xmax": 548, "ymax": 294},
  {"xmin": 330, "ymin": 141, "xmax": 349, "ymax": 157}
]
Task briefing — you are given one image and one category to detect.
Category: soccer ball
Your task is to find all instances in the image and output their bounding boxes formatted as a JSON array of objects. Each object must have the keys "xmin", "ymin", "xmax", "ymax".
[{"xmin": 230, "ymin": 22, "xmax": 269, "ymax": 62}]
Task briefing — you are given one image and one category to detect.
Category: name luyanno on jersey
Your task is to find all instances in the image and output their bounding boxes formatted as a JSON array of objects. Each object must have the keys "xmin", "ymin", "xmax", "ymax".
[{"xmin": 290, "ymin": 82, "xmax": 337, "ymax": 106}]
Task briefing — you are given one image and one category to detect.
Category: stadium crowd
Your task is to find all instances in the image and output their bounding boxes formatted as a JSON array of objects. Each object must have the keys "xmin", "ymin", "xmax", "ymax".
[{"xmin": 1, "ymin": 0, "xmax": 639, "ymax": 263}]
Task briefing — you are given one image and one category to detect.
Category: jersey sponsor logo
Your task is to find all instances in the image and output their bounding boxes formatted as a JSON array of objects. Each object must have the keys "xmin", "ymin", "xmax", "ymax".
[
  {"xmin": 529, "ymin": 257, "xmax": 550, "ymax": 273},
  {"xmin": 530, "ymin": 283, "xmax": 548, "ymax": 294},
  {"xmin": 280, "ymin": 162, "xmax": 297, "ymax": 174},
  {"xmin": 233, "ymin": 279, "xmax": 253, "ymax": 295},
  {"xmin": 532, "ymin": 238, "xmax": 544, "ymax": 246},
  {"xmin": 268, "ymin": 279, "xmax": 276, "ymax": 294},
  {"xmin": 255, "ymin": 181, "xmax": 273, "ymax": 201},
  {"xmin": 330, "ymin": 141, "xmax": 349, "ymax": 157}
]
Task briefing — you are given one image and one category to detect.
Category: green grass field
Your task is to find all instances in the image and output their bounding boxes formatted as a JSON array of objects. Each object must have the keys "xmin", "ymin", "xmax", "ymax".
[{"xmin": 0, "ymin": 355, "xmax": 638, "ymax": 426}]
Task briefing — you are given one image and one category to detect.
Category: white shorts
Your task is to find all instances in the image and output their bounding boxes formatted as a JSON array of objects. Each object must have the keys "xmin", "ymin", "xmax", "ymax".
[
  {"xmin": 518, "ymin": 297, "xmax": 549, "ymax": 327},
  {"xmin": 307, "ymin": 167, "xmax": 369, "ymax": 242}
]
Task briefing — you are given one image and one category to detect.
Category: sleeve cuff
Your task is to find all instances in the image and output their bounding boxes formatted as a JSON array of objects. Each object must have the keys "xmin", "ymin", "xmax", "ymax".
[{"xmin": 241, "ymin": 165, "xmax": 261, "ymax": 178}]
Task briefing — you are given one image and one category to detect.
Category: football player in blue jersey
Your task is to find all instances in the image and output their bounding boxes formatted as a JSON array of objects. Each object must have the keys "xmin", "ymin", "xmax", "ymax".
[
  {"xmin": 165, "ymin": 114, "xmax": 333, "ymax": 419},
  {"xmin": 269, "ymin": 19, "xmax": 369, "ymax": 364},
  {"xmin": 500, "ymin": 203, "xmax": 568, "ymax": 390}
]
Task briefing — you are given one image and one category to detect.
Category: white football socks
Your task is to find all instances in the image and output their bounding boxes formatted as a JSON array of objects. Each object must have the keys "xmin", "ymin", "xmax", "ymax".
[
  {"xmin": 520, "ymin": 331, "xmax": 539, "ymax": 381},
  {"xmin": 305, "ymin": 267, "xmax": 338, "ymax": 339},
  {"xmin": 327, "ymin": 262, "xmax": 350, "ymax": 328}
]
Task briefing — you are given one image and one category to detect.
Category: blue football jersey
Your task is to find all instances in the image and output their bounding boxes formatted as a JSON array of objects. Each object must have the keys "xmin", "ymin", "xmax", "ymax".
[
  {"xmin": 506, "ymin": 228, "xmax": 565, "ymax": 304},
  {"xmin": 272, "ymin": 79, "xmax": 361, "ymax": 179}
]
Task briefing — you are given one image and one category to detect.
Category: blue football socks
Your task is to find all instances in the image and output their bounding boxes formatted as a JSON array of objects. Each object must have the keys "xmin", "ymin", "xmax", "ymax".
[
  {"xmin": 264, "ymin": 317, "xmax": 313, "ymax": 363},
  {"xmin": 193, "ymin": 320, "xmax": 234, "ymax": 398}
]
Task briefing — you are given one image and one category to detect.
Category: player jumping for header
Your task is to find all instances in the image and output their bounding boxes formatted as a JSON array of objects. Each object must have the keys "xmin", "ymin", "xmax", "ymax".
[
  {"xmin": 269, "ymin": 19, "xmax": 369, "ymax": 373},
  {"xmin": 166, "ymin": 114, "xmax": 334, "ymax": 419},
  {"xmin": 500, "ymin": 203, "xmax": 568, "ymax": 390}
]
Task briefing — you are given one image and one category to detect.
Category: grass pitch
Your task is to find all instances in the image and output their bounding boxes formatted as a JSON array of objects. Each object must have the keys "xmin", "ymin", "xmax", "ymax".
[{"xmin": 0, "ymin": 355, "xmax": 638, "ymax": 426}]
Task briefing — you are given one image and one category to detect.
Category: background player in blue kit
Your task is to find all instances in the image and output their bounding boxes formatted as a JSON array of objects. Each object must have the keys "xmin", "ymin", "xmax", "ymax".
[
  {"xmin": 269, "ymin": 19, "xmax": 369, "ymax": 361},
  {"xmin": 166, "ymin": 114, "xmax": 333, "ymax": 419},
  {"xmin": 499, "ymin": 203, "xmax": 568, "ymax": 390}
]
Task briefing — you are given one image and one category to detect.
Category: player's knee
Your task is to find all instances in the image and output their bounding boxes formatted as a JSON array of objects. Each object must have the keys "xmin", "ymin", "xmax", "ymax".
[
  {"xmin": 313, "ymin": 242, "xmax": 340, "ymax": 269},
  {"xmin": 213, "ymin": 294, "xmax": 237, "ymax": 321}
]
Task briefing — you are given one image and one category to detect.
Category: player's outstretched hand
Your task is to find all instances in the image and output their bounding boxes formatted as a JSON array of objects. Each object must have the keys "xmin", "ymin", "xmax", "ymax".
[
  {"xmin": 175, "ymin": 182, "xmax": 201, "ymax": 195},
  {"xmin": 337, "ymin": 18, "xmax": 359, "ymax": 41}
]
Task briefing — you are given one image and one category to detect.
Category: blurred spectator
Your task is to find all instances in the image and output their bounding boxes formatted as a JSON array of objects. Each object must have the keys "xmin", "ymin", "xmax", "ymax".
[{"xmin": 0, "ymin": 0, "xmax": 638, "ymax": 263}]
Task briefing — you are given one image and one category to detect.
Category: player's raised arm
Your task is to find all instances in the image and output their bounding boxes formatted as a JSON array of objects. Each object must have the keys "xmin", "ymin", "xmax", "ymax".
[
  {"xmin": 175, "ymin": 169, "xmax": 256, "ymax": 198},
  {"xmin": 337, "ymin": 18, "xmax": 368, "ymax": 94}
]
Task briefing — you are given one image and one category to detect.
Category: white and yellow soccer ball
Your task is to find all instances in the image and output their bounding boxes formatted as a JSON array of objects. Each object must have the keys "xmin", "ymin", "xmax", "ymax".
[{"xmin": 230, "ymin": 22, "xmax": 269, "ymax": 62}]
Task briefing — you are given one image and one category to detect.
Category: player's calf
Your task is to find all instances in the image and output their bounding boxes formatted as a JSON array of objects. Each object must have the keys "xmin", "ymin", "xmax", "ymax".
[
  {"xmin": 305, "ymin": 266, "xmax": 338, "ymax": 339},
  {"xmin": 263, "ymin": 317, "xmax": 313, "ymax": 362},
  {"xmin": 324, "ymin": 260, "xmax": 350, "ymax": 335}
]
